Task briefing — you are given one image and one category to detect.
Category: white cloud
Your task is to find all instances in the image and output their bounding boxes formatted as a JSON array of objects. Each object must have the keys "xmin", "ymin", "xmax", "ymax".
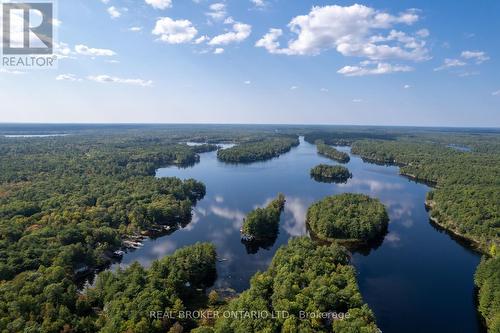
[
  {"xmin": 404, "ymin": 84, "xmax": 411, "ymax": 89},
  {"xmin": 75, "ymin": 44, "xmax": 116, "ymax": 57},
  {"xmin": 416, "ymin": 29, "xmax": 429, "ymax": 38},
  {"xmin": 107, "ymin": 6, "xmax": 121, "ymax": 19},
  {"xmin": 244, "ymin": 80, "xmax": 251, "ymax": 84},
  {"xmin": 152, "ymin": 17, "xmax": 198, "ymax": 44},
  {"xmin": 87, "ymin": 75, "xmax": 153, "ymax": 87},
  {"xmin": 56, "ymin": 74, "xmax": 80, "ymax": 81},
  {"xmin": 101, "ymin": 0, "xmax": 110, "ymax": 3},
  {"xmin": 214, "ymin": 47, "xmax": 224, "ymax": 54},
  {"xmin": 461, "ymin": 50, "xmax": 489, "ymax": 64},
  {"xmin": 250, "ymin": 0, "xmax": 266, "ymax": 8},
  {"xmin": 223, "ymin": 16, "xmax": 235, "ymax": 24},
  {"xmin": 194, "ymin": 35, "xmax": 208, "ymax": 44},
  {"xmin": 208, "ymin": 22, "xmax": 252, "ymax": 45},
  {"xmin": 290, "ymin": 86, "xmax": 298, "ymax": 90},
  {"xmin": 338, "ymin": 62, "xmax": 413, "ymax": 76},
  {"xmin": 458, "ymin": 71, "xmax": 479, "ymax": 77},
  {"xmin": 492, "ymin": 90, "xmax": 500, "ymax": 96},
  {"xmin": 435, "ymin": 50, "xmax": 489, "ymax": 72},
  {"xmin": 255, "ymin": 28, "xmax": 283, "ymax": 53},
  {"xmin": 352, "ymin": 99, "xmax": 363, "ymax": 103},
  {"xmin": 320, "ymin": 88, "xmax": 328, "ymax": 92},
  {"xmin": 255, "ymin": 4, "xmax": 428, "ymax": 62},
  {"xmin": 434, "ymin": 58, "xmax": 466, "ymax": 71},
  {"xmin": 54, "ymin": 42, "xmax": 74, "ymax": 59},
  {"xmin": 56, "ymin": 74, "xmax": 76, "ymax": 81},
  {"xmin": 206, "ymin": 3, "xmax": 227, "ymax": 21},
  {"xmin": 145, "ymin": 0, "xmax": 172, "ymax": 10},
  {"xmin": 129, "ymin": 26, "xmax": 143, "ymax": 32}
]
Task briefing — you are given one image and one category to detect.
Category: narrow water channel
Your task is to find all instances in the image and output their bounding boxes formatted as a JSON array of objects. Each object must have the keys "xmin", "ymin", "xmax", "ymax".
[{"xmin": 112, "ymin": 138, "xmax": 483, "ymax": 333}]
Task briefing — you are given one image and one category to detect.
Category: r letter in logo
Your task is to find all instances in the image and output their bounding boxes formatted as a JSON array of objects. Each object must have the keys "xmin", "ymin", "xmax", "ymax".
[{"xmin": 2, "ymin": 2, "xmax": 53, "ymax": 55}]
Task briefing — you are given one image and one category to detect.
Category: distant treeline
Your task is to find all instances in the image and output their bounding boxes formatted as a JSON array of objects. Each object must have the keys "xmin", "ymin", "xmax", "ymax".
[
  {"xmin": 217, "ymin": 136, "xmax": 299, "ymax": 163},
  {"xmin": 304, "ymin": 131, "xmax": 396, "ymax": 146}
]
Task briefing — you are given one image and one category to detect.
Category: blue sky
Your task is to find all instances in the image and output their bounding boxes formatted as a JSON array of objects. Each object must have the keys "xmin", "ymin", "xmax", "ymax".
[{"xmin": 0, "ymin": 0, "xmax": 499, "ymax": 126}]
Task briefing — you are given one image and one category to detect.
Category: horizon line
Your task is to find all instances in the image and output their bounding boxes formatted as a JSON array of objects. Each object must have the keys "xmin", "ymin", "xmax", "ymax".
[{"xmin": 0, "ymin": 122, "xmax": 499, "ymax": 130}]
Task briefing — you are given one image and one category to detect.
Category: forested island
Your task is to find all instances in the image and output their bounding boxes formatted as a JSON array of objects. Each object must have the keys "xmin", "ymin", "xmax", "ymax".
[
  {"xmin": 310, "ymin": 164, "xmax": 352, "ymax": 183},
  {"xmin": 316, "ymin": 141, "xmax": 350, "ymax": 163},
  {"xmin": 217, "ymin": 136, "xmax": 299, "ymax": 163},
  {"xmin": 241, "ymin": 194, "xmax": 285, "ymax": 244},
  {"xmin": 306, "ymin": 193, "xmax": 389, "ymax": 244}
]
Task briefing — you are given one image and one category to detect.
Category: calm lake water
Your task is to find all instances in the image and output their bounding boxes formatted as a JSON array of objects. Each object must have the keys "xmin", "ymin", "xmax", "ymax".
[{"xmin": 114, "ymin": 138, "xmax": 482, "ymax": 333}]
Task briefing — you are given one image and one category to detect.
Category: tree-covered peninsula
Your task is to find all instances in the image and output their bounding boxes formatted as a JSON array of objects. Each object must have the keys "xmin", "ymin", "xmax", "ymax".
[
  {"xmin": 306, "ymin": 193, "xmax": 389, "ymax": 243},
  {"xmin": 0, "ymin": 134, "xmax": 211, "ymax": 332},
  {"xmin": 310, "ymin": 164, "xmax": 352, "ymax": 183},
  {"xmin": 316, "ymin": 141, "xmax": 350, "ymax": 163},
  {"xmin": 211, "ymin": 237, "xmax": 380, "ymax": 333},
  {"xmin": 84, "ymin": 242, "xmax": 217, "ymax": 333},
  {"xmin": 217, "ymin": 136, "xmax": 299, "ymax": 163},
  {"xmin": 241, "ymin": 194, "xmax": 285, "ymax": 242}
]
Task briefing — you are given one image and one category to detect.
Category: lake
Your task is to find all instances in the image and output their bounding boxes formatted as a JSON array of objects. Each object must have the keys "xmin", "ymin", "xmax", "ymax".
[{"xmin": 114, "ymin": 137, "xmax": 483, "ymax": 333}]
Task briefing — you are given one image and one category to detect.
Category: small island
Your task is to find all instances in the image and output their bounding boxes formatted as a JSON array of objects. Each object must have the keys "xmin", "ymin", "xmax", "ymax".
[
  {"xmin": 310, "ymin": 164, "xmax": 352, "ymax": 183},
  {"xmin": 241, "ymin": 194, "xmax": 286, "ymax": 242},
  {"xmin": 316, "ymin": 141, "xmax": 350, "ymax": 163},
  {"xmin": 306, "ymin": 193, "xmax": 389, "ymax": 244}
]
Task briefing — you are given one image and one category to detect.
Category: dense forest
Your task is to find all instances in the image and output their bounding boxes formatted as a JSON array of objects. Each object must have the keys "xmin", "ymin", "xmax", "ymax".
[
  {"xmin": 217, "ymin": 136, "xmax": 299, "ymax": 163},
  {"xmin": 210, "ymin": 237, "xmax": 380, "ymax": 333},
  {"xmin": 240, "ymin": 194, "xmax": 285, "ymax": 248},
  {"xmin": 307, "ymin": 193, "xmax": 389, "ymax": 243},
  {"xmin": 0, "ymin": 242, "xmax": 217, "ymax": 332},
  {"xmin": 475, "ymin": 256, "xmax": 500, "ymax": 332},
  {"xmin": 85, "ymin": 242, "xmax": 217, "ymax": 333},
  {"xmin": 0, "ymin": 134, "xmax": 217, "ymax": 332},
  {"xmin": 1, "ymin": 125, "xmax": 499, "ymax": 332},
  {"xmin": 310, "ymin": 164, "xmax": 352, "ymax": 183},
  {"xmin": 315, "ymin": 141, "xmax": 350, "ymax": 163}
]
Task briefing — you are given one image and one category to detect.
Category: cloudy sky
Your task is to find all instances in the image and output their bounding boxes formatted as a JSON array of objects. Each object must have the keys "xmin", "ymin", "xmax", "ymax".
[{"xmin": 1, "ymin": 0, "xmax": 499, "ymax": 126}]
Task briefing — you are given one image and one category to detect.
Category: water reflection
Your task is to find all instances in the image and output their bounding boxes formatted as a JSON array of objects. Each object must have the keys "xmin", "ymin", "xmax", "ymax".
[
  {"xmin": 282, "ymin": 197, "xmax": 308, "ymax": 237},
  {"xmin": 338, "ymin": 178, "xmax": 404, "ymax": 193},
  {"xmin": 241, "ymin": 235, "xmax": 278, "ymax": 254},
  {"xmin": 109, "ymin": 137, "xmax": 483, "ymax": 333}
]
